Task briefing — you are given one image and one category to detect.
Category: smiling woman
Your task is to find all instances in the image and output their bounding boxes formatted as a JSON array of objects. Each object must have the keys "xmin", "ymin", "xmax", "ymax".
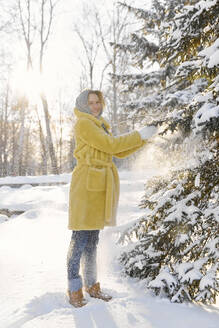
[
  {"xmin": 65, "ymin": 88, "xmax": 156, "ymax": 307},
  {"xmin": 88, "ymin": 91, "xmax": 105, "ymax": 117}
]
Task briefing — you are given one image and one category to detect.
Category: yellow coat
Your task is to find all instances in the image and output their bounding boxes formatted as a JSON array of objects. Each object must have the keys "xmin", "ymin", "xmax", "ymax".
[{"xmin": 68, "ymin": 108, "xmax": 146, "ymax": 230}]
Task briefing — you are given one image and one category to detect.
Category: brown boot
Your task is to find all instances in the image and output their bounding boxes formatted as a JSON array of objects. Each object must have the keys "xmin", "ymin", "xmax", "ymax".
[
  {"xmin": 85, "ymin": 282, "xmax": 112, "ymax": 302},
  {"xmin": 67, "ymin": 288, "xmax": 87, "ymax": 308}
]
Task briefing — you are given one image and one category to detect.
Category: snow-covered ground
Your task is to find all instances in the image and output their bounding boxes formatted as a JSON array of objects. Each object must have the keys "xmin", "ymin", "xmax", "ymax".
[
  {"xmin": 0, "ymin": 173, "xmax": 71, "ymax": 185},
  {"xmin": 0, "ymin": 170, "xmax": 218, "ymax": 328}
]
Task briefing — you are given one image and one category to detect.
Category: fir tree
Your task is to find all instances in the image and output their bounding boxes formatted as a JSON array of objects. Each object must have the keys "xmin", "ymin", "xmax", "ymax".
[{"xmin": 116, "ymin": 0, "xmax": 219, "ymax": 304}]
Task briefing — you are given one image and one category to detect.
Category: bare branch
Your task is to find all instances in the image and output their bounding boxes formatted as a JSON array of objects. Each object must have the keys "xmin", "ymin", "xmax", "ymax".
[
  {"xmin": 18, "ymin": 0, "xmax": 33, "ymax": 69},
  {"xmin": 99, "ymin": 61, "xmax": 112, "ymax": 90},
  {"xmin": 39, "ymin": 0, "xmax": 56, "ymax": 72}
]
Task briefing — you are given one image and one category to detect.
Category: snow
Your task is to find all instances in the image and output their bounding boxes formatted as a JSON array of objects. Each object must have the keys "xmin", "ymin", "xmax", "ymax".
[
  {"xmin": 177, "ymin": 263, "xmax": 194, "ymax": 279},
  {"xmin": 204, "ymin": 238, "xmax": 219, "ymax": 256},
  {"xmin": 163, "ymin": 191, "xmax": 200, "ymax": 224},
  {"xmin": 171, "ymin": 29, "xmax": 182, "ymax": 42},
  {"xmin": 193, "ymin": 103, "xmax": 219, "ymax": 131},
  {"xmin": 0, "ymin": 173, "xmax": 71, "ymax": 185},
  {"xmin": 195, "ymin": 173, "xmax": 200, "ymax": 187},
  {"xmin": 0, "ymin": 170, "xmax": 219, "ymax": 328},
  {"xmin": 0, "ymin": 183, "xmax": 69, "ymax": 212},
  {"xmin": 180, "ymin": 268, "xmax": 203, "ymax": 284},
  {"xmin": 175, "ymin": 233, "xmax": 188, "ymax": 247},
  {"xmin": 204, "ymin": 207, "xmax": 219, "ymax": 223},
  {"xmin": 200, "ymin": 273, "xmax": 217, "ymax": 291},
  {"xmin": 199, "ymin": 37, "xmax": 219, "ymax": 68},
  {"xmin": 0, "ymin": 214, "xmax": 8, "ymax": 223},
  {"xmin": 148, "ymin": 267, "xmax": 177, "ymax": 291}
]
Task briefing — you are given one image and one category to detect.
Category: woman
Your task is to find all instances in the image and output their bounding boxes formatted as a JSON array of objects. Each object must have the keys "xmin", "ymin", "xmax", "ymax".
[{"xmin": 67, "ymin": 89, "xmax": 157, "ymax": 307}]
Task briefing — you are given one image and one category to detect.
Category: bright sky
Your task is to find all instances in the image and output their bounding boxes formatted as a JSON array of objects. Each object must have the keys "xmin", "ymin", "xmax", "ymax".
[
  {"xmin": 7, "ymin": 0, "xmax": 151, "ymax": 115},
  {"xmin": 42, "ymin": 0, "xmax": 150, "ymax": 101}
]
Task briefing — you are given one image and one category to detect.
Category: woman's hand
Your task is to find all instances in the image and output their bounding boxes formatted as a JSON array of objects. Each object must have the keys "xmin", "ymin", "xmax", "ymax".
[{"xmin": 137, "ymin": 125, "xmax": 158, "ymax": 140}]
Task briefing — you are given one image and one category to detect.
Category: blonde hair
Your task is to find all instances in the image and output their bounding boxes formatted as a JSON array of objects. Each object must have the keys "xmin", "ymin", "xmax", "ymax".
[{"xmin": 88, "ymin": 90, "xmax": 105, "ymax": 108}]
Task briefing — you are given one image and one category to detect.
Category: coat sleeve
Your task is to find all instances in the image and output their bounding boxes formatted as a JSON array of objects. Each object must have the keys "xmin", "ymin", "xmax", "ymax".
[
  {"xmin": 75, "ymin": 118, "xmax": 143, "ymax": 155},
  {"xmin": 113, "ymin": 140, "xmax": 147, "ymax": 158}
]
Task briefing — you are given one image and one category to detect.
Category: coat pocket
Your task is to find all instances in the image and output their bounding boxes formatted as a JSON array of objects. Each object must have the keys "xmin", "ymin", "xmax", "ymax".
[{"xmin": 87, "ymin": 166, "xmax": 106, "ymax": 191}]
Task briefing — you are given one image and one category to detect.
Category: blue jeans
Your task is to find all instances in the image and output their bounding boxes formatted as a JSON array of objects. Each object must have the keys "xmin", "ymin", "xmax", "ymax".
[{"xmin": 67, "ymin": 230, "xmax": 100, "ymax": 292}]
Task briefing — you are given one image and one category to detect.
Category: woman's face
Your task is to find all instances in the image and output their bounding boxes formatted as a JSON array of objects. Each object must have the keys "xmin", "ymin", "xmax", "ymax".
[{"xmin": 88, "ymin": 93, "xmax": 102, "ymax": 117}]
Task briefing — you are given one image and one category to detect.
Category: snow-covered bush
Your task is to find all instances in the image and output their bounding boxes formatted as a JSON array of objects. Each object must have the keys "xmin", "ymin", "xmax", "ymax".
[{"xmin": 118, "ymin": 143, "xmax": 218, "ymax": 304}]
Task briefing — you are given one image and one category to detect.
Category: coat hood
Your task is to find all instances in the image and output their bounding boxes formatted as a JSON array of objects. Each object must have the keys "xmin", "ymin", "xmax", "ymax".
[{"xmin": 75, "ymin": 89, "xmax": 103, "ymax": 117}]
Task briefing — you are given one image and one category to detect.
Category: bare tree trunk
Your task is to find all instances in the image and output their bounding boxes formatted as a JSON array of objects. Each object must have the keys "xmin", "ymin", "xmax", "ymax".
[
  {"xmin": 39, "ymin": 0, "xmax": 54, "ymax": 73},
  {"xmin": 40, "ymin": 92, "xmax": 58, "ymax": 174},
  {"xmin": 23, "ymin": 127, "xmax": 29, "ymax": 175},
  {"xmin": 16, "ymin": 0, "xmax": 59, "ymax": 175},
  {"xmin": 18, "ymin": 0, "xmax": 33, "ymax": 70},
  {"xmin": 34, "ymin": 105, "xmax": 48, "ymax": 174},
  {"xmin": 14, "ymin": 105, "xmax": 25, "ymax": 176},
  {"xmin": 3, "ymin": 84, "xmax": 9, "ymax": 176},
  {"xmin": 0, "ymin": 104, "xmax": 3, "ymax": 176},
  {"xmin": 39, "ymin": 0, "xmax": 58, "ymax": 174},
  {"xmin": 68, "ymin": 133, "xmax": 76, "ymax": 171},
  {"xmin": 15, "ymin": 0, "xmax": 33, "ymax": 176},
  {"xmin": 59, "ymin": 103, "xmax": 63, "ymax": 173},
  {"xmin": 75, "ymin": 27, "xmax": 99, "ymax": 89},
  {"xmin": 74, "ymin": 4, "xmax": 100, "ymax": 90},
  {"xmin": 112, "ymin": 45, "xmax": 118, "ymax": 135},
  {"xmin": 96, "ymin": 4, "xmax": 130, "ymax": 135},
  {"xmin": 11, "ymin": 122, "xmax": 17, "ymax": 176},
  {"xmin": 39, "ymin": 122, "xmax": 48, "ymax": 175}
]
